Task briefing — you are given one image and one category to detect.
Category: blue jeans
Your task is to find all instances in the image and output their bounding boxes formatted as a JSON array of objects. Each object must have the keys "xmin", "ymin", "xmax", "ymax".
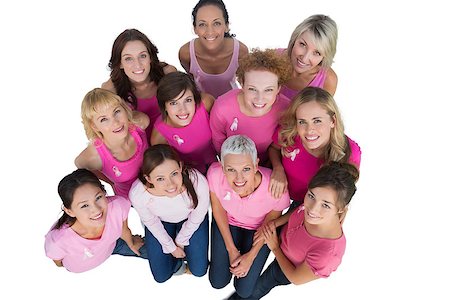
[
  {"xmin": 228, "ymin": 259, "xmax": 291, "ymax": 299},
  {"xmin": 112, "ymin": 238, "xmax": 148, "ymax": 259},
  {"xmin": 145, "ymin": 215, "xmax": 209, "ymax": 283},
  {"xmin": 209, "ymin": 218, "xmax": 271, "ymax": 298}
]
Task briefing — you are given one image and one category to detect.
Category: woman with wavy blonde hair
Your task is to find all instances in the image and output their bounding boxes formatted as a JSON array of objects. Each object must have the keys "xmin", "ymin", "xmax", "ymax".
[
  {"xmin": 75, "ymin": 88, "xmax": 149, "ymax": 199},
  {"xmin": 268, "ymin": 87, "xmax": 361, "ymax": 207}
]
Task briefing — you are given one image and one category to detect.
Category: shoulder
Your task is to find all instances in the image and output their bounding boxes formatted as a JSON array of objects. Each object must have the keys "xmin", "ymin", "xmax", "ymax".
[
  {"xmin": 101, "ymin": 78, "xmax": 116, "ymax": 93},
  {"xmin": 163, "ymin": 63, "xmax": 177, "ymax": 74},
  {"xmin": 237, "ymin": 40, "xmax": 249, "ymax": 58},
  {"xmin": 108, "ymin": 195, "xmax": 131, "ymax": 213},
  {"xmin": 132, "ymin": 111, "xmax": 150, "ymax": 130},
  {"xmin": 201, "ymin": 92, "xmax": 215, "ymax": 112},
  {"xmin": 346, "ymin": 136, "xmax": 361, "ymax": 153},
  {"xmin": 74, "ymin": 144, "xmax": 102, "ymax": 170},
  {"xmin": 206, "ymin": 162, "xmax": 222, "ymax": 181},
  {"xmin": 324, "ymin": 68, "xmax": 338, "ymax": 96},
  {"xmin": 179, "ymin": 42, "xmax": 190, "ymax": 61},
  {"xmin": 150, "ymin": 126, "xmax": 168, "ymax": 146}
]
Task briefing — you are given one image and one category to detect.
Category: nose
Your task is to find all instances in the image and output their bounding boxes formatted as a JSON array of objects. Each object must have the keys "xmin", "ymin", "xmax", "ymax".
[
  {"xmin": 236, "ymin": 171, "xmax": 244, "ymax": 181},
  {"xmin": 302, "ymin": 50, "xmax": 311, "ymax": 63}
]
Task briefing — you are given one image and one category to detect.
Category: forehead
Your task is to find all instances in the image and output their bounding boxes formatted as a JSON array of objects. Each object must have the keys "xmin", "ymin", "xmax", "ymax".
[
  {"xmin": 244, "ymin": 70, "xmax": 279, "ymax": 86},
  {"xmin": 149, "ymin": 159, "xmax": 180, "ymax": 176},
  {"xmin": 122, "ymin": 40, "xmax": 148, "ymax": 55},
  {"xmin": 196, "ymin": 5, "xmax": 225, "ymax": 21},
  {"xmin": 296, "ymin": 101, "xmax": 328, "ymax": 118},
  {"xmin": 72, "ymin": 183, "xmax": 102, "ymax": 205},
  {"xmin": 310, "ymin": 186, "xmax": 338, "ymax": 205},
  {"xmin": 92, "ymin": 102, "xmax": 119, "ymax": 116},
  {"xmin": 297, "ymin": 30, "xmax": 325, "ymax": 53},
  {"xmin": 223, "ymin": 153, "xmax": 253, "ymax": 166},
  {"xmin": 171, "ymin": 89, "xmax": 194, "ymax": 102}
]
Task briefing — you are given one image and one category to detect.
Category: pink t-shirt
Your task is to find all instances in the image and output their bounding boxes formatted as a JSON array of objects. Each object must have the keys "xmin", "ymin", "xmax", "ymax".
[
  {"xmin": 189, "ymin": 38, "xmax": 240, "ymax": 98},
  {"xmin": 273, "ymin": 129, "xmax": 361, "ymax": 203},
  {"xmin": 209, "ymin": 89, "xmax": 290, "ymax": 164},
  {"xmin": 207, "ymin": 162, "xmax": 290, "ymax": 230},
  {"xmin": 136, "ymin": 96, "xmax": 160, "ymax": 139},
  {"xmin": 154, "ymin": 102, "xmax": 216, "ymax": 174},
  {"xmin": 44, "ymin": 196, "xmax": 130, "ymax": 273},
  {"xmin": 94, "ymin": 125, "xmax": 149, "ymax": 199},
  {"xmin": 279, "ymin": 68, "xmax": 327, "ymax": 100},
  {"xmin": 280, "ymin": 206, "xmax": 346, "ymax": 278},
  {"xmin": 129, "ymin": 169, "xmax": 210, "ymax": 254}
]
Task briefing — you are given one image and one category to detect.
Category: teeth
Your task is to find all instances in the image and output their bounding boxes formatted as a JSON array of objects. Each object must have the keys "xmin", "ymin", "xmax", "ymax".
[
  {"xmin": 177, "ymin": 114, "xmax": 189, "ymax": 120},
  {"xmin": 234, "ymin": 182, "xmax": 246, "ymax": 187},
  {"xmin": 206, "ymin": 37, "xmax": 216, "ymax": 41},
  {"xmin": 113, "ymin": 126, "xmax": 124, "ymax": 133},
  {"xmin": 305, "ymin": 136, "xmax": 318, "ymax": 141},
  {"xmin": 307, "ymin": 212, "xmax": 319, "ymax": 218},
  {"xmin": 133, "ymin": 70, "xmax": 144, "ymax": 74},
  {"xmin": 91, "ymin": 213, "xmax": 102, "ymax": 220},
  {"xmin": 253, "ymin": 103, "xmax": 266, "ymax": 108},
  {"xmin": 166, "ymin": 188, "xmax": 177, "ymax": 193}
]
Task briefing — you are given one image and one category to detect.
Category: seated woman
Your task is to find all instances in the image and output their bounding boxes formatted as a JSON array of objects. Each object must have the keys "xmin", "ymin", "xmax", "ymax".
[
  {"xmin": 129, "ymin": 144, "xmax": 210, "ymax": 283},
  {"xmin": 231, "ymin": 162, "xmax": 359, "ymax": 299},
  {"xmin": 207, "ymin": 135, "xmax": 290, "ymax": 298}
]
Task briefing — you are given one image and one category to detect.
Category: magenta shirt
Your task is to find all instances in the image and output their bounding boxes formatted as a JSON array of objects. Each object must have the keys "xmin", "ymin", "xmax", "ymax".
[
  {"xmin": 210, "ymin": 89, "xmax": 290, "ymax": 164},
  {"xmin": 94, "ymin": 125, "xmax": 149, "ymax": 199},
  {"xmin": 280, "ymin": 206, "xmax": 346, "ymax": 278},
  {"xmin": 154, "ymin": 102, "xmax": 216, "ymax": 174},
  {"xmin": 189, "ymin": 38, "xmax": 240, "ymax": 98},
  {"xmin": 44, "ymin": 196, "xmax": 130, "ymax": 273},
  {"xmin": 273, "ymin": 129, "xmax": 361, "ymax": 203},
  {"xmin": 207, "ymin": 162, "xmax": 290, "ymax": 230},
  {"xmin": 136, "ymin": 95, "xmax": 160, "ymax": 139},
  {"xmin": 279, "ymin": 67, "xmax": 327, "ymax": 100}
]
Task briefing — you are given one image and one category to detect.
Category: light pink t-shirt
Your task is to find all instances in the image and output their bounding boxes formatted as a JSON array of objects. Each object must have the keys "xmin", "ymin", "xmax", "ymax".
[
  {"xmin": 129, "ymin": 169, "xmax": 210, "ymax": 254},
  {"xmin": 207, "ymin": 162, "xmax": 290, "ymax": 230},
  {"xmin": 137, "ymin": 96, "xmax": 160, "ymax": 139},
  {"xmin": 154, "ymin": 102, "xmax": 216, "ymax": 174},
  {"xmin": 94, "ymin": 125, "xmax": 149, "ymax": 199},
  {"xmin": 280, "ymin": 206, "xmax": 346, "ymax": 278},
  {"xmin": 279, "ymin": 68, "xmax": 327, "ymax": 100},
  {"xmin": 44, "ymin": 196, "xmax": 130, "ymax": 273},
  {"xmin": 189, "ymin": 38, "xmax": 240, "ymax": 98},
  {"xmin": 209, "ymin": 89, "xmax": 290, "ymax": 164},
  {"xmin": 273, "ymin": 129, "xmax": 361, "ymax": 203}
]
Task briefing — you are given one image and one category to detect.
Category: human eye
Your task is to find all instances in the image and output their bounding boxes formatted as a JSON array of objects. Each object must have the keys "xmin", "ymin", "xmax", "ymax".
[
  {"xmin": 297, "ymin": 119, "xmax": 306, "ymax": 125},
  {"xmin": 322, "ymin": 203, "xmax": 331, "ymax": 209},
  {"xmin": 299, "ymin": 41, "xmax": 306, "ymax": 47},
  {"xmin": 156, "ymin": 177, "xmax": 164, "ymax": 182},
  {"xmin": 114, "ymin": 108, "xmax": 121, "ymax": 115},
  {"xmin": 198, "ymin": 22, "xmax": 206, "ymax": 27},
  {"xmin": 185, "ymin": 97, "xmax": 193, "ymax": 103},
  {"xmin": 169, "ymin": 100, "xmax": 178, "ymax": 106},
  {"xmin": 124, "ymin": 56, "xmax": 133, "ymax": 62},
  {"xmin": 313, "ymin": 119, "xmax": 322, "ymax": 124},
  {"xmin": 248, "ymin": 87, "xmax": 256, "ymax": 92},
  {"xmin": 307, "ymin": 192, "xmax": 315, "ymax": 200},
  {"xmin": 214, "ymin": 21, "xmax": 222, "ymax": 26},
  {"xmin": 243, "ymin": 167, "xmax": 251, "ymax": 172},
  {"xmin": 226, "ymin": 168, "xmax": 235, "ymax": 173},
  {"xmin": 140, "ymin": 53, "xmax": 147, "ymax": 59},
  {"xmin": 265, "ymin": 88, "xmax": 274, "ymax": 92},
  {"xmin": 100, "ymin": 117, "xmax": 108, "ymax": 123},
  {"xmin": 171, "ymin": 171, "xmax": 179, "ymax": 177},
  {"xmin": 80, "ymin": 204, "xmax": 88, "ymax": 209},
  {"xmin": 314, "ymin": 50, "xmax": 322, "ymax": 56}
]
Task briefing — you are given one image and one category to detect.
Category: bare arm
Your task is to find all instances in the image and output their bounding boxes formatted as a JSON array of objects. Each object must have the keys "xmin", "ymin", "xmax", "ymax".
[
  {"xmin": 150, "ymin": 128, "xmax": 168, "ymax": 146},
  {"xmin": 178, "ymin": 42, "xmax": 191, "ymax": 73},
  {"xmin": 163, "ymin": 63, "xmax": 177, "ymax": 74},
  {"xmin": 120, "ymin": 219, "xmax": 144, "ymax": 256},
  {"xmin": 75, "ymin": 145, "xmax": 114, "ymax": 186},
  {"xmin": 268, "ymin": 143, "xmax": 288, "ymax": 198},
  {"xmin": 101, "ymin": 78, "xmax": 116, "ymax": 93},
  {"xmin": 323, "ymin": 67, "xmax": 338, "ymax": 96},
  {"xmin": 53, "ymin": 260, "xmax": 63, "ymax": 267},
  {"xmin": 132, "ymin": 111, "xmax": 150, "ymax": 130},
  {"xmin": 201, "ymin": 92, "xmax": 215, "ymax": 112}
]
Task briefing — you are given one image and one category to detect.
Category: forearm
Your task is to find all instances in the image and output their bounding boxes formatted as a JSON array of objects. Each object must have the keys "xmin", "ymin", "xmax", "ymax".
[
  {"xmin": 268, "ymin": 145, "xmax": 284, "ymax": 170},
  {"xmin": 120, "ymin": 220, "xmax": 134, "ymax": 247},
  {"xmin": 273, "ymin": 209, "xmax": 294, "ymax": 228}
]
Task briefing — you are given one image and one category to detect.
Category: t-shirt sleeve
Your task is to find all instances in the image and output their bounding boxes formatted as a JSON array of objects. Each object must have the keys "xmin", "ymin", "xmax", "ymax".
[
  {"xmin": 348, "ymin": 138, "xmax": 362, "ymax": 169},
  {"xmin": 206, "ymin": 162, "xmax": 221, "ymax": 194},
  {"xmin": 44, "ymin": 230, "xmax": 66, "ymax": 261},
  {"xmin": 273, "ymin": 190, "xmax": 291, "ymax": 211},
  {"xmin": 209, "ymin": 99, "xmax": 228, "ymax": 154},
  {"xmin": 305, "ymin": 245, "xmax": 343, "ymax": 278},
  {"xmin": 110, "ymin": 196, "xmax": 131, "ymax": 221},
  {"xmin": 272, "ymin": 126, "xmax": 281, "ymax": 147}
]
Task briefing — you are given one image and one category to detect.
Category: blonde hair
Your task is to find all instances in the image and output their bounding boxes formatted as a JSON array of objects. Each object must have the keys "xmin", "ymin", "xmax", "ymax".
[
  {"xmin": 81, "ymin": 88, "xmax": 134, "ymax": 140},
  {"xmin": 236, "ymin": 48, "xmax": 291, "ymax": 86},
  {"xmin": 277, "ymin": 87, "xmax": 349, "ymax": 163},
  {"xmin": 287, "ymin": 14, "xmax": 337, "ymax": 69}
]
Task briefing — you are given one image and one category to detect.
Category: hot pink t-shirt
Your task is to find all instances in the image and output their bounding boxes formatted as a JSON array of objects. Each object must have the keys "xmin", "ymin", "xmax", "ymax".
[
  {"xmin": 94, "ymin": 125, "xmax": 149, "ymax": 199},
  {"xmin": 189, "ymin": 38, "xmax": 240, "ymax": 98},
  {"xmin": 279, "ymin": 68, "xmax": 327, "ymax": 100},
  {"xmin": 209, "ymin": 89, "xmax": 290, "ymax": 164},
  {"xmin": 207, "ymin": 162, "xmax": 290, "ymax": 230},
  {"xmin": 129, "ymin": 169, "xmax": 209, "ymax": 254},
  {"xmin": 154, "ymin": 102, "xmax": 216, "ymax": 174},
  {"xmin": 273, "ymin": 129, "xmax": 361, "ymax": 203},
  {"xmin": 44, "ymin": 196, "xmax": 130, "ymax": 273},
  {"xmin": 280, "ymin": 206, "xmax": 346, "ymax": 278},
  {"xmin": 136, "ymin": 96, "xmax": 160, "ymax": 139}
]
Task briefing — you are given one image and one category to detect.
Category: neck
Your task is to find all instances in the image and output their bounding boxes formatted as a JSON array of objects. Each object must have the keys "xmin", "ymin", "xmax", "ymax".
[
  {"xmin": 71, "ymin": 221, "xmax": 104, "ymax": 239},
  {"xmin": 304, "ymin": 218, "xmax": 342, "ymax": 239},
  {"xmin": 238, "ymin": 171, "xmax": 262, "ymax": 198},
  {"xmin": 104, "ymin": 131, "xmax": 131, "ymax": 152}
]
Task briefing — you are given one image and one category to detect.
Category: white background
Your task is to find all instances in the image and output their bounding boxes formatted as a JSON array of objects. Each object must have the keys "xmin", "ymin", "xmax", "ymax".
[{"xmin": 1, "ymin": 0, "xmax": 449, "ymax": 299}]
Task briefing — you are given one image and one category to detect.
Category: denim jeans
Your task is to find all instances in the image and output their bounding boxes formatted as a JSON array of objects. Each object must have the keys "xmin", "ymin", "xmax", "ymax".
[
  {"xmin": 228, "ymin": 259, "xmax": 291, "ymax": 299},
  {"xmin": 209, "ymin": 218, "xmax": 271, "ymax": 298},
  {"xmin": 145, "ymin": 215, "xmax": 209, "ymax": 283},
  {"xmin": 112, "ymin": 238, "xmax": 148, "ymax": 259}
]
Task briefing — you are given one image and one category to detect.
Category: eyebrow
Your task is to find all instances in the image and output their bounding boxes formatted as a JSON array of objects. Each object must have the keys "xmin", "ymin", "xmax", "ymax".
[{"xmin": 121, "ymin": 50, "xmax": 148, "ymax": 57}]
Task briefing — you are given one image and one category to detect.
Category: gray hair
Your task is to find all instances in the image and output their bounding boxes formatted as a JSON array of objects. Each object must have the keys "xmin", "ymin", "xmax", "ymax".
[{"xmin": 220, "ymin": 135, "xmax": 258, "ymax": 164}]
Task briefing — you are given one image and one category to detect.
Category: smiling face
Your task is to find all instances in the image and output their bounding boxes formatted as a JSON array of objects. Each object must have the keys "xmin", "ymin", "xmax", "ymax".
[
  {"xmin": 296, "ymin": 100, "xmax": 334, "ymax": 157},
  {"xmin": 64, "ymin": 183, "xmax": 108, "ymax": 230},
  {"xmin": 165, "ymin": 89, "xmax": 196, "ymax": 127},
  {"xmin": 241, "ymin": 70, "xmax": 281, "ymax": 117},
  {"xmin": 291, "ymin": 31, "xmax": 324, "ymax": 74},
  {"xmin": 120, "ymin": 40, "xmax": 151, "ymax": 83},
  {"xmin": 194, "ymin": 5, "xmax": 229, "ymax": 49},
  {"xmin": 90, "ymin": 103, "xmax": 129, "ymax": 141},
  {"xmin": 145, "ymin": 159, "xmax": 184, "ymax": 197},
  {"xmin": 223, "ymin": 153, "xmax": 259, "ymax": 197},
  {"xmin": 303, "ymin": 186, "xmax": 340, "ymax": 225}
]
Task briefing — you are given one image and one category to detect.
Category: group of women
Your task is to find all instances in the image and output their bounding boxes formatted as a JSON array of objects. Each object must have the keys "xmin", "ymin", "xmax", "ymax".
[{"xmin": 44, "ymin": 0, "xmax": 361, "ymax": 299}]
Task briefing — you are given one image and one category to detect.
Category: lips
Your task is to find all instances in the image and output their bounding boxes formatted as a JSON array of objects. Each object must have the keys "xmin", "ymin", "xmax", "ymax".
[
  {"xmin": 176, "ymin": 114, "xmax": 189, "ymax": 120},
  {"xmin": 91, "ymin": 212, "xmax": 103, "ymax": 220},
  {"xmin": 113, "ymin": 125, "xmax": 125, "ymax": 133},
  {"xmin": 252, "ymin": 103, "xmax": 266, "ymax": 109},
  {"xmin": 133, "ymin": 69, "xmax": 145, "ymax": 74},
  {"xmin": 234, "ymin": 181, "xmax": 246, "ymax": 187},
  {"xmin": 305, "ymin": 135, "xmax": 319, "ymax": 141}
]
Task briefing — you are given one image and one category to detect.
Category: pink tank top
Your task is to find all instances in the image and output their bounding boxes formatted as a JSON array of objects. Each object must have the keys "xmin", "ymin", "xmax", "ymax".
[
  {"xmin": 154, "ymin": 102, "xmax": 216, "ymax": 174},
  {"xmin": 94, "ymin": 125, "xmax": 149, "ymax": 199},
  {"xmin": 280, "ymin": 67, "xmax": 327, "ymax": 100},
  {"xmin": 136, "ymin": 96, "xmax": 160, "ymax": 139},
  {"xmin": 189, "ymin": 38, "xmax": 240, "ymax": 98}
]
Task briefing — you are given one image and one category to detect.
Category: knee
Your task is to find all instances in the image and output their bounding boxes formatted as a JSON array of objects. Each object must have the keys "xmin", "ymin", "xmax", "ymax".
[
  {"xmin": 209, "ymin": 271, "xmax": 230, "ymax": 289},
  {"xmin": 153, "ymin": 273, "xmax": 172, "ymax": 283}
]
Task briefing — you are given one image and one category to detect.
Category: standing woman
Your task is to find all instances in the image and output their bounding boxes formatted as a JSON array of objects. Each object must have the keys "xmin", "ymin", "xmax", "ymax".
[
  {"xmin": 151, "ymin": 71, "xmax": 216, "ymax": 174},
  {"xmin": 129, "ymin": 144, "xmax": 210, "ymax": 283},
  {"xmin": 207, "ymin": 135, "xmax": 290, "ymax": 298},
  {"xmin": 102, "ymin": 28, "xmax": 177, "ymax": 137},
  {"xmin": 179, "ymin": 0, "xmax": 249, "ymax": 98},
  {"xmin": 269, "ymin": 87, "xmax": 361, "ymax": 210},
  {"xmin": 75, "ymin": 88, "xmax": 149, "ymax": 199},
  {"xmin": 279, "ymin": 14, "xmax": 338, "ymax": 98}
]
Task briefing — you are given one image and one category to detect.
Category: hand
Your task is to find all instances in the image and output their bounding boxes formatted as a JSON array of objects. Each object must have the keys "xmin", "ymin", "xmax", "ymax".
[
  {"xmin": 262, "ymin": 222, "xmax": 279, "ymax": 251},
  {"xmin": 252, "ymin": 221, "xmax": 275, "ymax": 246},
  {"xmin": 269, "ymin": 168, "xmax": 288, "ymax": 199},
  {"xmin": 128, "ymin": 235, "xmax": 144, "ymax": 256},
  {"xmin": 230, "ymin": 252, "xmax": 254, "ymax": 279},
  {"xmin": 228, "ymin": 248, "xmax": 241, "ymax": 266},
  {"xmin": 171, "ymin": 246, "xmax": 186, "ymax": 259}
]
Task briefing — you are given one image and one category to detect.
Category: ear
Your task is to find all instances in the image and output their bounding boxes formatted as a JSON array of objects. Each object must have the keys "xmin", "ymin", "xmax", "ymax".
[
  {"xmin": 338, "ymin": 206, "xmax": 348, "ymax": 224},
  {"xmin": 254, "ymin": 158, "xmax": 260, "ymax": 173},
  {"xmin": 330, "ymin": 114, "xmax": 336, "ymax": 129},
  {"xmin": 90, "ymin": 121, "xmax": 98, "ymax": 132},
  {"xmin": 63, "ymin": 206, "xmax": 75, "ymax": 218}
]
